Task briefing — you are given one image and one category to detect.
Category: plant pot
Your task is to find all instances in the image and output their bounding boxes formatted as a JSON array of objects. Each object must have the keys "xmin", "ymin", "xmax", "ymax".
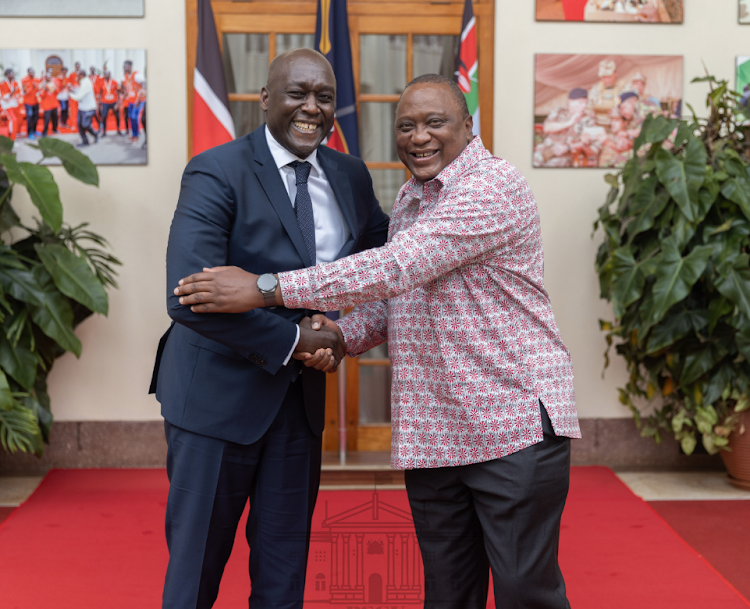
[{"xmin": 721, "ymin": 413, "xmax": 750, "ymax": 491}]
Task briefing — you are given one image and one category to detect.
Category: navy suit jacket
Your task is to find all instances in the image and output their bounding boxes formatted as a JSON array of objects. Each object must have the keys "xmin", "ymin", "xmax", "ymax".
[{"xmin": 151, "ymin": 126, "xmax": 389, "ymax": 444}]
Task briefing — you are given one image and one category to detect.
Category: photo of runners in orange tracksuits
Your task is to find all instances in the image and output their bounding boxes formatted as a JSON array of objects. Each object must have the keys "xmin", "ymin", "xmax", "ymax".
[{"xmin": 0, "ymin": 49, "xmax": 147, "ymax": 165}]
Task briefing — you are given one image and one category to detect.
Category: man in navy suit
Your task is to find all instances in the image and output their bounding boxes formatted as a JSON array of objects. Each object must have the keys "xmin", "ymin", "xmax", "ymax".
[{"xmin": 150, "ymin": 48, "xmax": 389, "ymax": 608}]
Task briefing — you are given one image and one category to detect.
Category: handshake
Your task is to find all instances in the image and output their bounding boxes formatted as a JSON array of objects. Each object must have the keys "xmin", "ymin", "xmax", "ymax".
[
  {"xmin": 292, "ymin": 315, "xmax": 345, "ymax": 373},
  {"xmin": 171, "ymin": 265, "xmax": 345, "ymax": 371}
]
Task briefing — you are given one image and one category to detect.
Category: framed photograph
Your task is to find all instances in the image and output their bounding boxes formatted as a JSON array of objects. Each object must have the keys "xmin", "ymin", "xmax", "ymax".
[
  {"xmin": 741, "ymin": 1, "xmax": 750, "ymax": 24},
  {"xmin": 0, "ymin": 50, "xmax": 147, "ymax": 165},
  {"xmin": 533, "ymin": 54, "xmax": 683, "ymax": 169},
  {"xmin": 536, "ymin": 0, "xmax": 683, "ymax": 23},
  {"xmin": 0, "ymin": 0, "xmax": 143, "ymax": 17}
]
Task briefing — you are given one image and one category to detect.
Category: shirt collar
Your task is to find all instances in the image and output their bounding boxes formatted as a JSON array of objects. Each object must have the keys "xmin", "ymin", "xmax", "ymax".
[
  {"xmin": 265, "ymin": 125, "xmax": 322, "ymax": 177},
  {"xmin": 402, "ymin": 136, "xmax": 488, "ymax": 197}
]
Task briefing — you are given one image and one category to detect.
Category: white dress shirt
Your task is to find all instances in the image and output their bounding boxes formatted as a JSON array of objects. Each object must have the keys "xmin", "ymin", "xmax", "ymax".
[
  {"xmin": 69, "ymin": 77, "xmax": 96, "ymax": 112},
  {"xmin": 264, "ymin": 125, "xmax": 351, "ymax": 363}
]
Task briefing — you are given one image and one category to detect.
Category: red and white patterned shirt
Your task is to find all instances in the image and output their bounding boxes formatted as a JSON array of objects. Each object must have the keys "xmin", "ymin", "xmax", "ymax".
[{"xmin": 279, "ymin": 137, "xmax": 581, "ymax": 470}]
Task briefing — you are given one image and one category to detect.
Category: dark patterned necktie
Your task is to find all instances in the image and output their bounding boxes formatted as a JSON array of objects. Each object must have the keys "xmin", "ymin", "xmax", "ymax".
[{"xmin": 289, "ymin": 160, "xmax": 316, "ymax": 266}]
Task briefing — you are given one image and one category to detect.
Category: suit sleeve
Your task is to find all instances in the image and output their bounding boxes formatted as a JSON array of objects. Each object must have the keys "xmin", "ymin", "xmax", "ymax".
[{"xmin": 166, "ymin": 153, "xmax": 298, "ymax": 374}]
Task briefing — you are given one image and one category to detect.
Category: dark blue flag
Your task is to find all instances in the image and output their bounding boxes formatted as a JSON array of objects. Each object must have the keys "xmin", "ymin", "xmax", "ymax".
[{"xmin": 315, "ymin": 0, "xmax": 360, "ymax": 157}]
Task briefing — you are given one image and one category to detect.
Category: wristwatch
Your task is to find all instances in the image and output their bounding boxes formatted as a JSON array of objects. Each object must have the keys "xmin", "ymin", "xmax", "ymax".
[{"xmin": 256, "ymin": 273, "xmax": 279, "ymax": 308}]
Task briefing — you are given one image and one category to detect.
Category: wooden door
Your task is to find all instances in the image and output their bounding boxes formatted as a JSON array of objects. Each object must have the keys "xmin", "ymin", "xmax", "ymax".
[{"xmin": 185, "ymin": 0, "xmax": 495, "ymax": 452}]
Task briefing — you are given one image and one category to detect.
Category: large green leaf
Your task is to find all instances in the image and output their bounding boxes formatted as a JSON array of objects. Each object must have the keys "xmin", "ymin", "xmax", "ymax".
[
  {"xmin": 1, "ymin": 153, "xmax": 62, "ymax": 232},
  {"xmin": 736, "ymin": 327, "xmax": 750, "ymax": 362},
  {"xmin": 28, "ymin": 266, "xmax": 81, "ymax": 357},
  {"xmin": 716, "ymin": 260, "xmax": 750, "ymax": 319},
  {"xmin": 626, "ymin": 178, "xmax": 670, "ymax": 242},
  {"xmin": 646, "ymin": 309, "xmax": 709, "ymax": 354},
  {"xmin": 647, "ymin": 238, "xmax": 713, "ymax": 326},
  {"xmin": 0, "ymin": 136, "xmax": 13, "ymax": 155},
  {"xmin": 0, "ymin": 199, "xmax": 20, "ymax": 234},
  {"xmin": 35, "ymin": 138, "xmax": 99, "ymax": 186},
  {"xmin": 721, "ymin": 176, "xmax": 750, "ymax": 222},
  {"xmin": 0, "ymin": 368, "xmax": 14, "ymax": 410},
  {"xmin": 0, "ymin": 329, "xmax": 36, "ymax": 391},
  {"xmin": 654, "ymin": 138, "xmax": 706, "ymax": 222},
  {"xmin": 35, "ymin": 243, "xmax": 108, "ymax": 315},
  {"xmin": 681, "ymin": 344, "xmax": 727, "ymax": 385},
  {"xmin": 611, "ymin": 248, "xmax": 644, "ymax": 319},
  {"xmin": 671, "ymin": 210, "xmax": 697, "ymax": 250},
  {"xmin": 0, "ymin": 267, "xmax": 44, "ymax": 306},
  {"xmin": 0, "ymin": 399, "xmax": 39, "ymax": 453},
  {"xmin": 633, "ymin": 114, "xmax": 678, "ymax": 152}
]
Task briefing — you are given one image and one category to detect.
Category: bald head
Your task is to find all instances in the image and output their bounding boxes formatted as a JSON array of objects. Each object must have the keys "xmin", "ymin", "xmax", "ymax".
[
  {"xmin": 267, "ymin": 48, "xmax": 335, "ymax": 90},
  {"xmin": 261, "ymin": 47, "xmax": 337, "ymax": 158}
]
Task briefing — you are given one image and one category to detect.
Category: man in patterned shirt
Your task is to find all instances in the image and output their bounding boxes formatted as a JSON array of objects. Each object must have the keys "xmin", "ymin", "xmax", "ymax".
[{"xmin": 175, "ymin": 74, "xmax": 581, "ymax": 609}]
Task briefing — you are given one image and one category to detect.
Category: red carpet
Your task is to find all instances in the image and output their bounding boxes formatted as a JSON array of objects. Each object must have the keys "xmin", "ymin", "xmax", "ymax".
[
  {"xmin": 650, "ymin": 500, "xmax": 750, "ymax": 602},
  {"xmin": 0, "ymin": 467, "xmax": 748, "ymax": 609}
]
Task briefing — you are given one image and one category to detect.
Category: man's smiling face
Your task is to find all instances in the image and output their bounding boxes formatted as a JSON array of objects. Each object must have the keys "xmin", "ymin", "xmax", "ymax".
[
  {"xmin": 395, "ymin": 83, "xmax": 473, "ymax": 183},
  {"xmin": 261, "ymin": 50, "xmax": 336, "ymax": 159}
]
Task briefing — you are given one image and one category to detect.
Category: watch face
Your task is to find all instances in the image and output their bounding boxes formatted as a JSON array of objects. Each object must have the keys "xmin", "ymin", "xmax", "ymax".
[{"xmin": 257, "ymin": 273, "xmax": 278, "ymax": 292}]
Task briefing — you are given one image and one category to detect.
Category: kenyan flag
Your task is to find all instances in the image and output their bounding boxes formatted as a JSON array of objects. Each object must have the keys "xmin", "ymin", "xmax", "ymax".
[{"xmin": 454, "ymin": 0, "xmax": 480, "ymax": 136}]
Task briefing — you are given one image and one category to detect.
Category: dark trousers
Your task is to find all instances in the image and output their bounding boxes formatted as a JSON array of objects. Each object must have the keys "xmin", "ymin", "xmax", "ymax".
[
  {"xmin": 405, "ymin": 402, "xmax": 571, "ymax": 609},
  {"xmin": 77, "ymin": 109, "xmax": 97, "ymax": 144},
  {"xmin": 122, "ymin": 104, "xmax": 130, "ymax": 134},
  {"xmin": 24, "ymin": 103, "xmax": 38, "ymax": 135},
  {"xmin": 162, "ymin": 380, "xmax": 322, "ymax": 609},
  {"xmin": 41, "ymin": 108, "xmax": 58, "ymax": 135},
  {"xmin": 59, "ymin": 99, "xmax": 69, "ymax": 126},
  {"xmin": 100, "ymin": 102, "xmax": 119, "ymax": 133}
]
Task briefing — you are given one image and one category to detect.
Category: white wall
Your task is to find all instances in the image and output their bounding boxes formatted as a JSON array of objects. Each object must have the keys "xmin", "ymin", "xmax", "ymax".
[
  {"xmin": 494, "ymin": 1, "xmax": 749, "ymax": 417},
  {"xmin": 0, "ymin": 0, "xmax": 185, "ymax": 421},
  {"xmin": 1, "ymin": 0, "xmax": 745, "ymax": 424}
]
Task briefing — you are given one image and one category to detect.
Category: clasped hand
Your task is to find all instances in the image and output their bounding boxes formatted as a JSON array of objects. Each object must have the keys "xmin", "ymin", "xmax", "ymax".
[
  {"xmin": 174, "ymin": 267, "xmax": 344, "ymax": 373},
  {"xmin": 294, "ymin": 315, "xmax": 346, "ymax": 373}
]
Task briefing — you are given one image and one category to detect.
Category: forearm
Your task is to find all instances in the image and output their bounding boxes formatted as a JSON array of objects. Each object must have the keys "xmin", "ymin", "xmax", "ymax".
[{"xmin": 337, "ymin": 301, "xmax": 388, "ymax": 357}]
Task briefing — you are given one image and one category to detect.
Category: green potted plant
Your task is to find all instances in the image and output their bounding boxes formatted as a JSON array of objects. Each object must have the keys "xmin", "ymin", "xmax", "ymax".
[
  {"xmin": 0, "ymin": 135, "xmax": 119, "ymax": 456},
  {"xmin": 595, "ymin": 75, "xmax": 750, "ymax": 486}
]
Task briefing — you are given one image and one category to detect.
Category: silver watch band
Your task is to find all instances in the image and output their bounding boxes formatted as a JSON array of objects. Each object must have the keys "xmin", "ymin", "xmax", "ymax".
[{"xmin": 261, "ymin": 290, "xmax": 277, "ymax": 307}]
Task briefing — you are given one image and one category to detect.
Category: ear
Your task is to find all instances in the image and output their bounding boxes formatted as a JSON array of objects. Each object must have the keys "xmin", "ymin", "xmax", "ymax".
[
  {"xmin": 260, "ymin": 87, "xmax": 269, "ymax": 111},
  {"xmin": 465, "ymin": 115, "xmax": 474, "ymax": 141}
]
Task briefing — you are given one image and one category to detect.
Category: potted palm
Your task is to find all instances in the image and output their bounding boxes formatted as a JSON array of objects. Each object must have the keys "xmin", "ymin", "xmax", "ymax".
[
  {"xmin": 595, "ymin": 75, "xmax": 750, "ymax": 488},
  {"xmin": 0, "ymin": 135, "xmax": 119, "ymax": 456}
]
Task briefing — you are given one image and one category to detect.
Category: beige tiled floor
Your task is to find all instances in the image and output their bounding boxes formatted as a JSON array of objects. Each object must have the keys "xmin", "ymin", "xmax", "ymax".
[
  {"xmin": 616, "ymin": 471, "xmax": 750, "ymax": 501},
  {"xmin": 0, "ymin": 477, "xmax": 43, "ymax": 507}
]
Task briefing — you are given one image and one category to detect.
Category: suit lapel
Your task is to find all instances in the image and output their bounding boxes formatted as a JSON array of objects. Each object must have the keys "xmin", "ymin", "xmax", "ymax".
[
  {"xmin": 318, "ymin": 148, "xmax": 358, "ymax": 246},
  {"xmin": 252, "ymin": 129, "xmax": 313, "ymax": 267}
]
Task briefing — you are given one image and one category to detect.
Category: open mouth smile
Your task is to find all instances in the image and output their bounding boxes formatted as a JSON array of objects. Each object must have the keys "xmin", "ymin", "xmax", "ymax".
[
  {"xmin": 293, "ymin": 121, "xmax": 319, "ymax": 133},
  {"xmin": 411, "ymin": 150, "xmax": 439, "ymax": 160}
]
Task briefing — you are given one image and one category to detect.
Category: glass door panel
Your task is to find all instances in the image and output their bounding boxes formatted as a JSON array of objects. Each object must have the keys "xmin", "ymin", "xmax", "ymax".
[
  {"xmin": 413, "ymin": 35, "xmax": 458, "ymax": 79},
  {"xmin": 276, "ymin": 33, "xmax": 315, "ymax": 55},
  {"xmin": 359, "ymin": 35, "xmax": 407, "ymax": 95},
  {"xmin": 222, "ymin": 34, "xmax": 269, "ymax": 94},
  {"xmin": 359, "ymin": 102, "xmax": 400, "ymax": 163}
]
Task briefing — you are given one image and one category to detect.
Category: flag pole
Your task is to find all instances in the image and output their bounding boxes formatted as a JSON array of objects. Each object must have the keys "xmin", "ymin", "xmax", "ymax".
[{"xmin": 338, "ymin": 357, "xmax": 347, "ymax": 465}]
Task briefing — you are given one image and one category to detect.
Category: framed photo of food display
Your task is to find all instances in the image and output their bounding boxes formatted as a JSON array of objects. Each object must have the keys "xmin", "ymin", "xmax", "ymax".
[
  {"xmin": 741, "ymin": 1, "xmax": 750, "ymax": 24},
  {"xmin": 535, "ymin": 0, "xmax": 683, "ymax": 23},
  {"xmin": 533, "ymin": 53, "xmax": 683, "ymax": 169},
  {"xmin": 0, "ymin": 49, "xmax": 147, "ymax": 165}
]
